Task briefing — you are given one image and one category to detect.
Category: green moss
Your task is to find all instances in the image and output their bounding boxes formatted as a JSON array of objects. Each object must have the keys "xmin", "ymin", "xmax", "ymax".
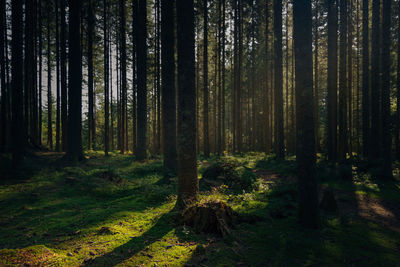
[{"xmin": 0, "ymin": 151, "xmax": 399, "ymax": 266}]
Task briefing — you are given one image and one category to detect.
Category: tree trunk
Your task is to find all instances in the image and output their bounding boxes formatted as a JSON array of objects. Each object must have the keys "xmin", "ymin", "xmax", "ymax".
[
  {"xmin": 176, "ymin": 0, "xmax": 198, "ymax": 208},
  {"xmin": 38, "ymin": 0, "xmax": 43, "ymax": 146},
  {"xmin": 347, "ymin": 0, "xmax": 353, "ymax": 155},
  {"xmin": 397, "ymin": 0, "xmax": 400, "ymax": 159},
  {"xmin": 370, "ymin": 0, "xmax": 381, "ymax": 160},
  {"xmin": 313, "ymin": 0, "xmax": 319, "ymax": 152},
  {"xmin": 0, "ymin": 0, "xmax": 5, "ymax": 152},
  {"xmin": 11, "ymin": 0, "xmax": 25, "ymax": 164},
  {"xmin": 293, "ymin": 0, "xmax": 319, "ymax": 229},
  {"xmin": 381, "ymin": 0, "xmax": 392, "ymax": 179},
  {"xmin": 88, "ymin": 0, "xmax": 95, "ymax": 151},
  {"xmin": 265, "ymin": 0, "xmax": 270, "ymax": 154},
  {"xmin": 338, "ymin": 0, "xmax": 348, "ymax": 162},
  {"xmin": 155, "ymin": 0, "xmax": 161, "ymax": 154},
  {"xmin": 56, "ymin": 0, "xmax": 61, "ymax": 152},
  {"xmin": 161, "ymin": 0, "xmax": 177, "ymax": 177},
  {"xmin": 221, "ymin": 0, "xmax": 226, "ymax": 152},
  {"xmin": 104, "ymin": 0, "xmax": 109, "ymax": 156},
  {"xmin": 132, "ymin": 0, "xmax": 137, "ymax": 154},
  {"xmin": 203, "ymin": 0, "xmax": 210, "ymax": 157},
  {"xmin": 274, "ymin": 0, "xmax": 284, "ymax": 158},
  {"xmin": 327, "ymin": 0, "xmax": 338, "ymax": 162},
  {"xmin": 119, "ymin": 0, "xmax": 127, "ymax": 154},
  {"xmin": 65, "ymin": 0, "xmax": 83, "ymax": 162},
  {"xmin": 136, "ymin": 0, "xmax": 147, "ymax": 160},
  {"xmin": 47, "ymin": 1, "xmax": 53, "ymax": 150},
  {"xmin": 61, "ymin": 0, "xmax": 67, "ymax": 151}
]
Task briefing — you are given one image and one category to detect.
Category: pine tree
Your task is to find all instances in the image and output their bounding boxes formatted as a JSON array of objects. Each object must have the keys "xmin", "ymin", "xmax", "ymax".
[
  {"xmin": 361, "ymin": 0, "xmax": 369, "ymax": 158},
  {"xmin": 293, "ymin": 0, "xmax": 319, "ymax": 229},
  {"xmin": 274, "ymin": 0, "xmax": 284, "ymax": 158},
  {"xmin": 88, "ymin": 0, "xmax": 95, "ymax": 151},
  {"xmin": 203, "ymin": 0, "xmax": 210, "ymax": 157},
  {"xmin": 327, "ymin": 0, "xmax": 338, "ymax": 162},
  {"xmin": 176, "ymin": 0, "xmax": 198, "ymax": 208},
  {"xmin": 11, "ymin": 0, "xmax": 25, "ymax": 164},
  {"xmin": 381, "ymin": 0, "xmax": 392, "ymax": 179},
  {"xmin": 119, "ymin": 0, "xmax": 127, "ymax": 154},
  {"xmin": 60, "ymin": 0, "xmax": 67, "ymax": 151},
  {"xmin": 0, "ymin": 0, "xmax": 5, "ymax": 152},
  {"xmin": 47, "ymin": 0, "xmax": 53, "ymax": 150},
  {"xmin": 161, "ymin": 0, "xmax": 177, "ymax": 178},
  {"xmin": 65, "ymin": 0, "xmax": 83, "ymax": 162},
  {"xmin": 136, "ymin": 0, "xmax": 147, "ymax": 160}
]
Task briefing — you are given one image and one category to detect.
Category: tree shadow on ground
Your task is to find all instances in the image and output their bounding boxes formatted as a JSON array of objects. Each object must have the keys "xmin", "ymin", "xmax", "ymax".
[
  {"xmin": 182, "ymin": 158, "xmax": 400, "ymax": 266},
  {"xmin": 0, "ymin": 154, "xmax": 173, "ymax": 250},
  {"xmin": 85, "ymin": 209, "xmax": 180, "ymax": 266}
]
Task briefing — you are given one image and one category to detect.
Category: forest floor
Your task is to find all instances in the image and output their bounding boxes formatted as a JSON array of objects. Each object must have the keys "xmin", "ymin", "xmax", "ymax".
[{"xmin": 0, "ymin": 152, "xmax": 400, "ymax": 266}]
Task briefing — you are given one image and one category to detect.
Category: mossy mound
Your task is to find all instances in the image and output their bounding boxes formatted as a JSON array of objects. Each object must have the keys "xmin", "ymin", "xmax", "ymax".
[
  {"xmin": 181, "ymin": 201, "xmax": 237, "ymax": 237},
  {"xmin": 200, "ymin": 160, "xmax": 256, "ymax": 191}
]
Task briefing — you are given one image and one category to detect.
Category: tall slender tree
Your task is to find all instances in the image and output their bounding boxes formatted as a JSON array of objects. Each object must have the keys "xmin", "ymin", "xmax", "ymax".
[
  {"xmin": 361, "ymin": 0, "xmax": 369, "ymax": 158},
  {"xmin": 293, "ymin": 0, "xmax": 319, "ymax": 229},
  {"xmin": 397, "ymin": 0, "xmax": 400, "ymax": 159},
  {"xmin": 313, "ymin": 0, "xmax": 319, "ymax": 151},
  {"xmin": 338, "ymin": 0, "xmax": 347, "ymax": 161},
  {"xmin": 327, "ymin": 0, "xmax": 338, "ymax": 162},
  {"xmin": 136, "ymin": 0, "xmax": 147, "ymax": 160},
  {"xmin": 60, "ymin": 0, "xmax": 67, "ymax": 151},
  {"xmin": 370, "ymin": 0, "xmax": 381, "ymax": 160},
  {"xmin": 47, "ymin": 1, "xmax": 53, "ymax": 150},
  {"xmin": 55, "ymin": 0, "xmax": 60, "ymax": 151},
  {"xmin": 203, "ymin": 0, "xmax": 210, "ymax": 157},
  {"xmin": 176, "ymin": 0, "xmax": 198, "ymax": 208},
  {"xmin": 0, "ymin": 0, "xmax": 5, "ymax": 152},
  {"xmin": 119, "ymin": 0, "xmax": 127, "ymax": 154},
  {"xmin": 104, "ymin": 0, "xmax": 109, "ymax": 156},
  {"xmin": 221, "ymin": 0, "xmax": 226, "ymax": 152},
  {"xmin": 274, "ymin": 0, "xmax": 284, "ymax": 158},
  {"xmin": 65, "ymin": 0, "xmax": 83, "ymax": 162},
  {"xmin": 161, "ymin": 0, "xmax": 177, "ymax": 178},
  {"xmin": 381, "ymin": 0, "xmax": 392, "ymax": 179},
  {"xmin": 132, "ymin": 0, "xmax": 137, "ymax": 154},
  {"xmin": 25, "ymin": 0, "xmax": 38, "ymax": 148},
  {"xmin": 88, "ymin": 0, "xmax": 95, "ymax": 150},
  {"xmin": 11, "ymin": 0, "xmax": 25, "ymax": 164},
  {"xmin": 38, "ymin": 0, "xmax": 43, "ymax": 146}
]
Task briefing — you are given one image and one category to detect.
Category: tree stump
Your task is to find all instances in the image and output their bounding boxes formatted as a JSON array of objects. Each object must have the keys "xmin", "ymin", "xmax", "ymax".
[{"xmin": 181, "ymin": 201, "xmax": 236, "ymax": 237}]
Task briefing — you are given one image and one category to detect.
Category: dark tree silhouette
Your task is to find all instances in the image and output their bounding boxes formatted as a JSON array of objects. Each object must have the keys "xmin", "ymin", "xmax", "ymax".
[
  {"xmin": 119, "ymin": 0, "xmax": 127, "ymax": 154},
  {"xmin": 274, "ymin": 0, "xmax": 284, "ymax": 158},
  {"xmin": 381, "ymin": 0, "xmax": 392, "ymax": 179},
  {"xmin": 11, "ymin": 0, "xmax": 25, "ymax": 164},
  {"xmin": 327, "ymin": 0, "xmax": 338, "ymax": 162},
  {"xmin": 0, "ymin": 0, "xmax": 5, "ymax": 152},
  {"xmin": 203, "ymin": 0, "xmax": 210, "ymax": 158},
  {"xmin": 88, "ymin": 0, "xmax": 95, "ymax": 151},
  {"xmin": 176, "ymin": 0, "xmax": 198, "ymax": 208},
  {"xmin": 65, "ymin": 0, "xmax": 83, "ymax": 162},
  {"xmin": 104, "ymin": 0, "xmax": 109, "ymax": 156},
  {"xmin": 136, "ymin": 0, "xmax": 147, "ymax": 160},
  {"xmin": 47, "ymin": 1, "xmax": 53, "ymax": 150},
  {"xmin": 370, "ymin": 0, "xmax": 381, "ymax": 160},
  {"xmin": 362, "ymin": 0, "xmax": 369, "ymax": 158},
  {"xmin": 338, "ymin": 0, "xmax": 347, "ymax": 161},
  {"xmin": 293, "ymin": 0, "xmax": 319, "ymax": 229},
  {"xmin": 161, "ymin": 0, "xmax": 177, "ymax": 178}
]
